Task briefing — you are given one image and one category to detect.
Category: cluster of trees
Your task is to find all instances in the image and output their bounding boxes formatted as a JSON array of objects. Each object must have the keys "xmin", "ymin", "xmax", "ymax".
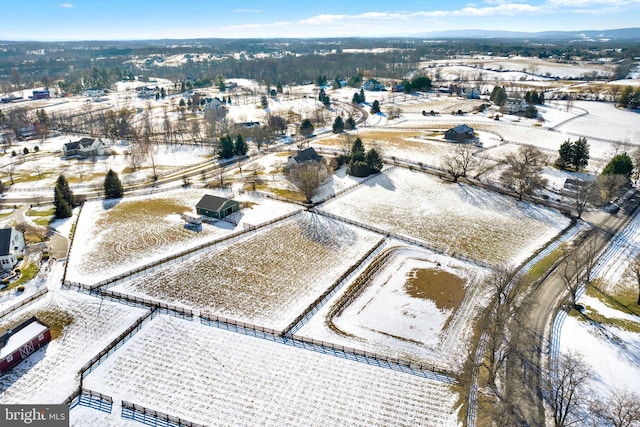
[
  {"xmin": 345, "ymin": 138, "xmax": 383, "ymax": 177},
  {"xmin": 352, "ymin": 88, "xmax": 366, "ymax": 104},
  {"xmin": 317, "ymin": 88, "xmax": 331, "ymax": 107},
  {"xmin": 524, "ymin": 90, "xmax": 545, "ymax": 105},
  {"xmin": 54, "ymin": 169, "xmax": 123, "ymax": 217},
  {"xmin": 557, "ymin": 137, "xmax": 590, "ymax": 170},
  {"xmin": 218, "ymin": 134, "xmax": 248, "ymax": 159},
  {"xmin": 400, "ymin": 75, "xmax": 432, "ymax": 93},
  {"xmin": 58, "ymin": 66, "xmax": 133, "ymax": 94},
  {"xmin": 331, "ymin": 116, "xmax": 356, "ymax": 133},
  {"xmin": 617, "ymin": 86, "xmax": 640, "ymax": 109}
]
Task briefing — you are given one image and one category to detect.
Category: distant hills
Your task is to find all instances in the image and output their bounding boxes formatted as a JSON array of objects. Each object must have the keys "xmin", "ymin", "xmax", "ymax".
[{"xmin": 414, "ymin": 28, "xmax": 640, "ymax": 40}]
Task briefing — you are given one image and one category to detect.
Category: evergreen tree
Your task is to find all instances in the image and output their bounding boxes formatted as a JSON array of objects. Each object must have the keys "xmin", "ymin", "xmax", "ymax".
[
  {"xmin": 54, "ymin": 187, "xmax": 72, "ymax": 219},
  {"xmin": 53, "ymin": 175, "xmax": 74, "ymax": 219},
  {"xmin": 359, "ymin": 88, "xmax": 365, "ymax": 103},
  {"xmin": 491, "ymin": 86, "xmax": 507, "ymax": 106},
  {"xmin": 365, "ymin": 148, "xmax": 383, "ymax": 173},
  {"xmin": 218, "ymin": 134, "xmax": 235, "ymax": 158},
  {"xmin": 276, "ymin": 82, "xmax": 283, "ymax": 93},
  {"xmin": 371, "ymin": 100, "xmax": 381, "ymax": 114},
  {"xmin": 299, "ymin": 119, "xmax": 314, "ymax": 137},
  {"xmin": 235, "ymin": 133, "xmax": 248, "ymax": 155},
  {"xmin": 318, "ymin": 88, "xmax": 326, "ymax": 102},
  {"xmin": 104, "ymin": 169, "xmax": 123, "ymax": 199},
  {"xmin": 55, "ymin": 175, "xmax": 74, "ymax": 207},
  {"xmin": 572, "ymin": 137, "xmax": 590, "ymax": 170},
  {"xmin": 332, "ymin": 116, "xmax": 344, "ymax": 133},
  {"xmin": 557, "ymin": 139, "xmax": 574, "ymax": 170},
  {"xmin": 602, "ymin": 153, "xmax": 633, "ymax": 178},
  {"xmin": 345, "ymin": 117, "xmax": 356, "ymax": 130},
  {"xmin": 351, "ymin": 138, "xmax": 365, "ymax": 162}
]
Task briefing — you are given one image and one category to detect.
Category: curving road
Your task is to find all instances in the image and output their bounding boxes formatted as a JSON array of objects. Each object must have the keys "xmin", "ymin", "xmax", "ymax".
[{"xmin": 499, "ymin": 191, "xmax": 640, "ymax": 426}]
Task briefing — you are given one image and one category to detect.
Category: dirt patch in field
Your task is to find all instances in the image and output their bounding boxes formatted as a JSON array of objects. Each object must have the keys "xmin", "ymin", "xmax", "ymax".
[{"xmin": 405, "ymin": 267, "xmax": 465, "ymax": 310}]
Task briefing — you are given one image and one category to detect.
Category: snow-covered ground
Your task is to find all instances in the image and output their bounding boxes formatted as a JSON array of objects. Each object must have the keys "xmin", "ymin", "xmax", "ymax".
[
  {"xmin": 111, "ymin": 212, "xmax": 382, "ymax": 331},
  {"xmin": 320, "ymin": 167, "xmax": 570, "ymax": 266},
  {"xmin": 0, "ymin": 288, "xmax": 147, "ymax": 404},
  {"xmin": 65, "ymin": 188, "xmax": 300, "ymax": 286},
  {"xmin": 299, "ymin": 244, "xmax": 490, "ymax": 371},
  {"xmin": 81, "ymin": 314, "xmax": 460, "ymax": 427}
]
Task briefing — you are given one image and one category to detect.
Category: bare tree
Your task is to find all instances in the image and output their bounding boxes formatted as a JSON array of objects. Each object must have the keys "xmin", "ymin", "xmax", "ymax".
[
  {"xmin": 441, "ymin": 143, "xmax": 478, "ymax": 183},
  {"xmin": 245, "ymin": 163, "xmax": 264, "ymax": 191},
  {"xmin": 290, "ymin": 163, "xmax": 322, "ymax": 203},
  {"xmin": 596, "ymin": 173, "xmax": 627, "ymax": 206},
  {"xmin": 591, "ymin": 388, "xmax": 640, "ymax": 427},
  {"xmin": 213, "ymin": 163, "xmax": 228, "ymax": 188},
  {"xmin": 546, "ymin": 351, "xmax": 592, "ymax": 427},
  {"xmin": 560, "ymin": 233, "xmax": 598, "ymax": 308},
  {"xmin": 483, "ymin": 267, "xmax": 519, "ymax": 393},
  {"xmin": 574, "ymin": 181, "xmax": 597, "ymax": 219},
  {"xmin": 500, "ymin": 145, "xmax": 548, "ymax": 201}
]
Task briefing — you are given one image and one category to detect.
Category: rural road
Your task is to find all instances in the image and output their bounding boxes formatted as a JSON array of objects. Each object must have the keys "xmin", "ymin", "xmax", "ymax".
[{"xmin": 502, "ymin": 190, "xmax": 640, "ymax": 425}]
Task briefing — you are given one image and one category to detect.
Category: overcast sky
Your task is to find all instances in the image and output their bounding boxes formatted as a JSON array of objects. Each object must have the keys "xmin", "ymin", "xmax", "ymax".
[{"xmin": 1, "ymin": 0, "xmax": 639, "ymax": 41}]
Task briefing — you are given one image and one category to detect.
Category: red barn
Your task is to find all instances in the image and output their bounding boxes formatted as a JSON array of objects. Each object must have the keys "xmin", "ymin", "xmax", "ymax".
[{"xmin": 0, "ymin": 317, "xmax": 51, "ymax": 373}]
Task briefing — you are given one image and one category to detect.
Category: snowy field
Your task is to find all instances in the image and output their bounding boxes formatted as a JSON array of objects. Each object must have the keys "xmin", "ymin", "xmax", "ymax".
[
  {"xmin": 82, "ymin": 314, "xmax": 460, "ymax": 427},
  {"xmin": 554, "ymin": 101, "xmax": 640, "ymax": 145},
  {"xmin": 320, "ymin": 167, "xmax": 570, "ymax": 266},
  {"xmin": 112, "ymin": 212, "xmax": 382, "ymax": 331},
  {"xmin": 65, "ymin": 188, "xmax": 300, "ymax": 286},
  {"xmin": 0, "ymin": 289, "xmax": 146, "ymax": 404},
  {"xmin": 1, "ymin": 136, "xmax": 215, "ymax": 192},
  {"xmin": 299, "ymin": 244, "xmax": 490, "ymax": 371}
]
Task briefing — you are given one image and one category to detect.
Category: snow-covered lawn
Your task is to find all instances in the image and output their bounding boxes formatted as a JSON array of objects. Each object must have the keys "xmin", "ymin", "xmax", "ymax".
[
  {"xmin": 65, "ymin": 188, "xmax": 299, "ymax": 286},
  {"xmin": 560, "ymin": 299, "xmax": 640, "ymax": 398},
  {"xmin": 320, "ymin": 167, "xmax": 570, "ymax": 266},
  {"xmin": 83, "ymin": 314, "xmax": 460, "ymax": 427},
  {"xmin": 0, "ymin": 290, "xmax": 146, "ymax": 404},
  {"xmin": 299, "ymin": 244, "xmax": 489, "ymax": 371},
  {"xmin": 112, "ymin": 212, "xmax": 382, "ymax": 331},
  {"xmin": 1, "ymin": 137, "xmax": 215, "ymax": 193},
  {"xmin": 555, "ymin": 101, "xmax": 640, "ymax": 145}
]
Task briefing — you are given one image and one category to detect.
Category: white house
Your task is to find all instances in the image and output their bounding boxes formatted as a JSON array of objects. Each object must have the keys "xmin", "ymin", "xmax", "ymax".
[
  {"xmin": 63, "ymin": 138, "xmax": 108, "ymax": 158},
  {"xmin": 503, "ymin": 98, "xmax": 528, "ymax": 114},
  {"xmin": 363, "ymin": 79, "xmax": 386, "ymax": 91},
  {"xmin": 0, "ymin": 228, "xmax": 25, "ymax": 271}
]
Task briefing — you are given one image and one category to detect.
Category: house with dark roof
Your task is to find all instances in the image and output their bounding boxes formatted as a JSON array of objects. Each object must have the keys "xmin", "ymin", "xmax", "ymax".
[
  {"xmin": 284, "ymin": 147, "xmax": 330, "ymax": 185},
  {"xmin": 196, "ymin": 195, "xmax": 241, "ymax": 220},
  {"xmin": 444, "ymin": 124, "xmax": 475, "ymax": 142},
  {"xmin": 0, "ymin": 317, "xmax": 51, "ymax": 373},
  {"xmin": 0, "ymin": 228, "xmax": 24, "ymax": 271},
  {"xmin": 63, "ymin": 137, "xmax": 108, "ymax": 158}
]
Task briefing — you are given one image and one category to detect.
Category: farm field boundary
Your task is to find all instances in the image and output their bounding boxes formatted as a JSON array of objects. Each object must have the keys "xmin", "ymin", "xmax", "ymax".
[
  {"xmin": 63, "ymin": 209, "xmax": 302, "ymax": 289},
  {"xmin": 466, "ymin": 219, "xmax": 587, "ymax": 426},
  {"xmin": 121, "ymin": 400, "xmax": 205, "ymax": 427},
  {"xmin": 79, "ymin": 308, "xmax": 157, "ymax": 382},
  {"xmin": 282, "ymin": 236, "xmax": 387, "ymax": 337},
  {"xmin": 0, "ymin": 287, "xmax": 48, "ymax": 321},
  {"xmin": 315, "ymin": 209, "xmax": 493, "ymax": 269},
  {"xmin": 199, "ymin": 312, "xmax": 457, "ymax": 384}
]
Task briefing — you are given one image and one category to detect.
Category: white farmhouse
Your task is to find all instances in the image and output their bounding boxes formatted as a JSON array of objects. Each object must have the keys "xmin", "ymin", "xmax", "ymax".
[
  {"xmin": 0, "ymin": 228, "xmax": 25, "ymax": 271},
  {"xmin": 63, "ymin": 138, "xmax": 108, "ymax": 158}
]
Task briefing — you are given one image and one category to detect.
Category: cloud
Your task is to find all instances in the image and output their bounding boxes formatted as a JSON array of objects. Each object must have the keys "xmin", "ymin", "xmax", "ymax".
[
  {"xmin": 57, "ymin": 3, "xmax": 74, "ymax": 7},
  {"xmin": 231, "ymin": 9, "xmax": 262, "ymax": 13}
]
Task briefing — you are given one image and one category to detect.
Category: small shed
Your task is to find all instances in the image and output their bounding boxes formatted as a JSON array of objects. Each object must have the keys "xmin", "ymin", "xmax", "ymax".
[
  {"xmin": 0, "ymin": 317, "xmax": 51, "ymax": 373},
  {"xmin": 196, "ymin": 195, "xmax": 241, "ymax": 220},
  {"xmin": 444, "ymin": 124, "xmax": 475, "ymax": 142}
]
